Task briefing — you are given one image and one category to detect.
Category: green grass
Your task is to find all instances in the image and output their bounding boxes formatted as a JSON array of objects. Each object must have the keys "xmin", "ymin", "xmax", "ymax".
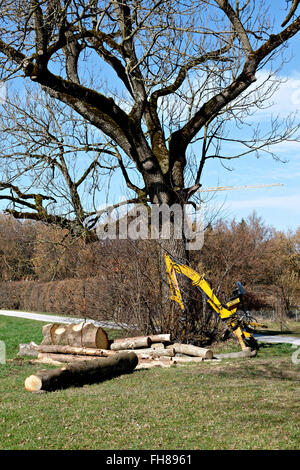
[{"xmin": 0, "ymin": 316, "xmax": 300, "ymax": 450}]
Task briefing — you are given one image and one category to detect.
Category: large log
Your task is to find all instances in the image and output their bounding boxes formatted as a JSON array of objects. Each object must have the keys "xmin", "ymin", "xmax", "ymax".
[
  {"xmin": 168, "ymin": 343, "xmax": 213, "ymax": 359},
  {"xmin": 110, "ymin": 337, "xmax": 151, "ymax": 350},
  {"xmin": 81, "ymin": 322, "xmax": 109, "ymax": 349},
  {"xmin": 37, "ymin": 352, "xmax": 97, "ymax": 363},
  {"xmin": 25, "ymin": 351, "xmax": 138, "ymax": 392},
  {"xmin": 113, "ymin": 334, "xmax": 171, "ymax": 344},
  {"xmin": 214, "ymin": 348, "xmax": 257, "ymax": 359},
  {"xmin": 37, "ymin": 344, "xmax": 117, "ymax": 357},
  {"xmin": 42, "ymin": 322, "xmax": 109, "ymax": 349}
]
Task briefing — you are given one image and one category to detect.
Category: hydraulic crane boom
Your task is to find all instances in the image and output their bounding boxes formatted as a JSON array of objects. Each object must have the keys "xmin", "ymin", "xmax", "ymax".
[{"xmin": 165, "ymin": 253, "xmax": 265, "ymax": 350}]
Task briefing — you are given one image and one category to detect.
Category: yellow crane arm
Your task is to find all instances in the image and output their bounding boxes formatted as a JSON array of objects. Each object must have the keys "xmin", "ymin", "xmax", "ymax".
[
  {"xmin": 165, "ymin": 253, "xmax": 262, "ymax": 350},
  {"xmin": 165, "ymin": 253, "xmax": 234, "ymax": 319}
]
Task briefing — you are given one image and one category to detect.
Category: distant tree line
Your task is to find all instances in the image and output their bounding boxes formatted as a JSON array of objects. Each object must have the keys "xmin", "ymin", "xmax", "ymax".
[{"xmin": 0, "ymin": 211, "xmax": 299, "ymax": 337}]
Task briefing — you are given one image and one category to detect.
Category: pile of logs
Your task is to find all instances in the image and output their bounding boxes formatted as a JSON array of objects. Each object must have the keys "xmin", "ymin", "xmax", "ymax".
[
  {"xmin": 35, "ymin": 323, "xmax": 215, "ymax": 366},
  {"xmin": 22, "ymin": 321, "xmax": 256, "ymax": 392}
]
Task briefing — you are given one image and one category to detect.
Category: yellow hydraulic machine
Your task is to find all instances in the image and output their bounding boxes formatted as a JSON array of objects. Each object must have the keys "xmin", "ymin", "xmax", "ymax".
[{"xmin": 165, "ymin": 253, "xmax": 267, "ymax": 350}]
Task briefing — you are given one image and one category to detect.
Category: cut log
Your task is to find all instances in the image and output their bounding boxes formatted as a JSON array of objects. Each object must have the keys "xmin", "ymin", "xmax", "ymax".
[
  {"xmin": 149, "ymin": 334, "xmax": 171, "ymax": 343},
  {"xmin": 113, "ymin": 334, "xmax": 171, "ymax": 344},
  {"xmin": 81, "ymin": 322, "xmax": 109, "ymax": 349},
  {"xmin": 110, "ymin": 337, "xmax": 151, "ymax": 350},
  {"xmin": 214, "ymin": 348, "xmax": 257, "ymax": 359},
  {"xmin": 37, "ymin": 345, "xmax": 116, "ymax": 357},
  {"xmin": 41, "ymin": 322, "xmax": 109, "ymax": 349},
  {"xmin": 169, "ymin": 343, "xmax": 213, "ymax": 359},
  {"xmin": 137, "ymin": 348, "xmax": 174, "ymax": 358},
  {"xmin": 25, "ymin": 351, "xmax": 138, "ymax": 392},
  {"xmin": 38, "ymin": 352, "xmax": 97, "ymax": 363},
  {"xmin": 147, "ymin": 348, "xmax": 174, "ymax": 358}
]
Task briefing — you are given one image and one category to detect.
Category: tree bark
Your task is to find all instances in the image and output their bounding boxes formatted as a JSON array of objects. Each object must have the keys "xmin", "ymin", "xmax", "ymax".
[{"xmin": 25, "ymin": 351, "xmax": 138, "ymax": 392}]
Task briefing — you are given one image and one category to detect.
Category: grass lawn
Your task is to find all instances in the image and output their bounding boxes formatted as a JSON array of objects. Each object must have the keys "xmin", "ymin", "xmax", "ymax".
[{"xmin": 0, "ymin": 316, "xmax": 300, "ymax": 450}]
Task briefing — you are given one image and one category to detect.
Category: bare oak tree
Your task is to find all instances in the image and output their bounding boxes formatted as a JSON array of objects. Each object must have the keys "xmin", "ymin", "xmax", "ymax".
[{"xmin": 0, "ymin": 0, "xmax": 300, "ymax": 305}]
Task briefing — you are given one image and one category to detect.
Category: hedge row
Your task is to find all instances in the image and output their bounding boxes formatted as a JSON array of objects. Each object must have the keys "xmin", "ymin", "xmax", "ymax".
[{"xmin": 0, "ymin": 277, "xmax": 108, "ymax": 321}]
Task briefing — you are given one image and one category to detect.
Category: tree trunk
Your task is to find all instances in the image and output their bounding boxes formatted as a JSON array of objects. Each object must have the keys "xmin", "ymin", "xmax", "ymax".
[
  {"xmin": 159, "ymin": 236, "xmax": 189, "ymax": 307},
  {"xmin": 156, "ymin": 215, "xmax": 196, "ymax": 342},
  {"xmin": 25, "ymin": 351, "xmax": 138, "ymax": 392}
]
